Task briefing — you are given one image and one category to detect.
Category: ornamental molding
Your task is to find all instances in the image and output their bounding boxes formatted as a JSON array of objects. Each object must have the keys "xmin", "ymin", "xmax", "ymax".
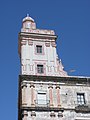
[
  {"xmin": 48, "ymin": 84, "xmax": 53, "ymax": 88},
  {"xmin": 21, "ymin": 82, "xmax": 27, "ymax": 88},
  {"xmin": 19, "ymin": 32, "xmax": 57, "ymax": 40},
  {"xmin": 28, "ymin": 40, "xmax": 33, "ymax": 45},
  {"xmin": 31, "ymin": 111, "xmax": 36, "ymax": 116},
  {"xmin": 55, "ymin": 85, "xmax": 60, "ymax": 89},
  {"xmin": 20, "ymin": 37, "xmax": 55, "ymax": 42},
  {"xmin": 21, "ymin": 40, "xmax": 27, "ymax": 45},
  {"xmin": 51, "ymin": 41, "xmax": 56, "ymax": 47},
  {"xmin": 30, "ymin": 82, "xmax": 35, "ymax": 88},
  {"xmin": 21, "ymin": 106, "xmax": 64, "ymax": 112},
  {"xmin": 22, "ymin": 110, "xmax": 28, "ymax": 116},
  {"xmin": 21, "ymin": 29, "xmax": 55, "ymax": 35},
  {"xmin": 19, "ymin": 75, "xmax": 90, "ymax": 86},
  {"xmin": 50, "ymin": 111, "xmax": 56, "ymax": 117},
  {"xmin": 58, "ymin": 111, "xmax": 63, "ymax": 117},
  {"xmin": 45, "ymin": 42, "xmax": 50, "ymax": 47}
]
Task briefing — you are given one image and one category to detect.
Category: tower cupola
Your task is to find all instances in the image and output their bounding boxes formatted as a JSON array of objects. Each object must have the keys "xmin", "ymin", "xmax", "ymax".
[{"xmin": 22, "ymin": 14, "xmax": 36, "ymax": 29}]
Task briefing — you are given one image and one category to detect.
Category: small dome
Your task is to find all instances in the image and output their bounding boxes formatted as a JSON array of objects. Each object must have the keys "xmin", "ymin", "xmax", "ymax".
[
  {"xmin": 23, "ymin": 14, "xmax": 34, "ymax": 22},
  {"xmin": 22, "ymin": 14, "xmax": 36, "ymax": 29}
]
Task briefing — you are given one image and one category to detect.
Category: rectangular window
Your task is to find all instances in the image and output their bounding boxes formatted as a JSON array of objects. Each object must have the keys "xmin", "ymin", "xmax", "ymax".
[
  {"xmin": 37, "ymin": 65, "xmax": 43, "ymax": 73},
  {"xmin": 37, "ymin": 92, "xmax": 47, "ymax": 105},
  {"xmin": 77, "ymin": 93, "xmax": 85, "ymax": 105},
  {"xmin": 36, "ymin": 45, "xmax": 42, "ymax": 53}
]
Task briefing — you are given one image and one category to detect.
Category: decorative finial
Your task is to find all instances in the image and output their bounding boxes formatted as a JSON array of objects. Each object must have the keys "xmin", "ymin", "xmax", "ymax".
[
  {"xmin": 27, "ymin": 13, "xmax": 29, "ymax": 17},
  {"xmin": 60, "ymin": 59, "xmax": 62, "ymax": 62}
]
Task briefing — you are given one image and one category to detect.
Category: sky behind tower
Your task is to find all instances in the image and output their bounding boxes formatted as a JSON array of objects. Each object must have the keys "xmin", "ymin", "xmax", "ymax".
[{"xmin": 0, "ymin": 0, "xmax": 90, "ymax": 120}]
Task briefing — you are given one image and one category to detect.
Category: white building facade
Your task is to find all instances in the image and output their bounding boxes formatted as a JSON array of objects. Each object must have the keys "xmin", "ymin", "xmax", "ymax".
[{"xmin": 18, "ymin": 15, "xmax": 90, "ymax": 120}]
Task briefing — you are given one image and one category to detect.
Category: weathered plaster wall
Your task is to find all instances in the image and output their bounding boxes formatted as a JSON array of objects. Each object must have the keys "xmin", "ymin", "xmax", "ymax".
[{"xmin": 21, "ymin": 79, "xmax": 90, "ymax": 120}]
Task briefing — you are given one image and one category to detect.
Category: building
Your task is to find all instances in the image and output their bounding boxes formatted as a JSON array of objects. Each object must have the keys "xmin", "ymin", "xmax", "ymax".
[{"xmin": 18, "ymin": 15, "xmax": 90, "ymax": 120}]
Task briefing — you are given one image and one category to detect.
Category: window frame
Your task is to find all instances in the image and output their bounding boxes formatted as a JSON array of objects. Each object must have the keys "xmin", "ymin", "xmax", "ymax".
[
  {"xmin": 36, "ymin": 45, "xmax": 42, "ymax": 54},
  {"xmin": 77, "ymin": 93, "xmax": 85, "ymax": 105},
  {"xmin": 35, "ymin": 90, "xmax": 49, "ymax": 106},
  {"xmin": 26, "ymin": 22, "xmax": 31, "ymax": 29},
  {"xmin": 35, "ymin": 44, "xmax": 45, "ymax": 55},
  {"xmin": 37, "ymin": 92, "xmax": 47, "ymax": 105},
  {"xmin": 37, "ymin": 64, "xmax": 44, "ymax": 74},
  {"xmin": 35, "ymin": 62, "xmax": 46, "ymax": 76}
]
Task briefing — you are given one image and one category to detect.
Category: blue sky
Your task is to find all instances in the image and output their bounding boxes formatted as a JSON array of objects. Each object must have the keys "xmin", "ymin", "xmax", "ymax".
[{"xmin": 0, "ymin": 0, "xmax": 90, "ymax": 120}]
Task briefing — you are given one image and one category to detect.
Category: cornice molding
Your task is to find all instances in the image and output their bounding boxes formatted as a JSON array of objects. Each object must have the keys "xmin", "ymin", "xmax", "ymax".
[
  {"xmin": 21, "ymin": 106, "xmax": 64, "ymax": 112},
  {"xmin": 19, "ymin": 32, "xmax": 57, "ymax": 40},
  {"xmin": 19, "ymin": 75, "xmax": 90, "ymax": 86}
]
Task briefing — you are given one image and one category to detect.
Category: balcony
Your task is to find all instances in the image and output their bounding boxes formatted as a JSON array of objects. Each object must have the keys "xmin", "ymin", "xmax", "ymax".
[{"xmin": 75, "ymin": 104, "xmax": 90, "ymax": 113}]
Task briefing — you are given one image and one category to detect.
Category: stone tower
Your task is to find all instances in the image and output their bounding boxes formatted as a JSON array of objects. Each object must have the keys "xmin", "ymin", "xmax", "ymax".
[{"xmin": 18, "ymin": 15, "xmax": 90, "ymax": 120}]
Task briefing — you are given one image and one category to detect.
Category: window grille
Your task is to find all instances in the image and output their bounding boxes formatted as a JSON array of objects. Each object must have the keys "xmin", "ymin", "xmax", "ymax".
[{"xmin": 77, "ymin": 93, "xmax": 85, "ymax": 105}]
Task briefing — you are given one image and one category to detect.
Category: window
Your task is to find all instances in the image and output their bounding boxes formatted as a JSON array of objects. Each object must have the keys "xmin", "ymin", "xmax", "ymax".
[
  {"xmin": 37, "ymin": 92, "xmax": 47, "ymax": 105},
  {"xmin": 77, "ymin": 93, "xmax": 85, "ymax": 105},
  {"xmin": 26, "ymin": 22, "xmax": 31, "ymax": 28},
  {"xmin": 37, "ymin": 65, "xmax": 44, "ymax": 74},
  {"xmin": 36, "ymin": 45, "xmax": 42, "ymax": 53}
]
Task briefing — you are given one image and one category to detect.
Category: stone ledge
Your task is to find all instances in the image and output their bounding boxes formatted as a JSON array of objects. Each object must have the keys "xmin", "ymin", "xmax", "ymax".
[
  {"xmin": 21, "ymin": 106, "xmax": 64, "ymax": 112},
  {"xmin": 19, "ymin": 75, "xmax": 90, "ymax": 85},
  {"xmin": 75, "ymin": 105, "xmax": 90, "ymax": 113}
]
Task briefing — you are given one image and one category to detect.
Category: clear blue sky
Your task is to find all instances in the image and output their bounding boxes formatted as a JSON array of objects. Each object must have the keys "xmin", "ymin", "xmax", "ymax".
[{"xmin": 0, "ymin": 0, "xmax": 90, "ymax": 120}]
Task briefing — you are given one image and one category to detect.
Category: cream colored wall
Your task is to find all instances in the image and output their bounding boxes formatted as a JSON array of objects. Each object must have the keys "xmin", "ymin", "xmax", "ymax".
[{"xmin": 20, "ymin": 38, "xmax": 67, "ymax": 76}]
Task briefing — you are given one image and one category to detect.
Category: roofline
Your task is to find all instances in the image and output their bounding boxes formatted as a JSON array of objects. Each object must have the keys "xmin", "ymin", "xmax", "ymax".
[
  {"xmin": 19, "ymin": 32, "xmax": 57, "ymax": 40},
  {"xmin": 19, "ymin": 75, "xmax": 90, "ymax": 85}
]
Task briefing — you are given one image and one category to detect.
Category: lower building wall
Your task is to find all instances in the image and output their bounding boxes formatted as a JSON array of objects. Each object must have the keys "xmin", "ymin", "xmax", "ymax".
[
  {"xmin": 19, "ymin": 75, "xmax": 90, "ymax": 120},
  {"xmin": 22, "ymin": 111, "xmax": 90, "ymax": 120}
]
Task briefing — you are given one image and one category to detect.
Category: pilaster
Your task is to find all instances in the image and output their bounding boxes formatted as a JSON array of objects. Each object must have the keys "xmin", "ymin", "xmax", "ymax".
[
  {"xmin": 21, "ymin": 82, "xmax": 27, "ymax": 106},
  {"xmin": 48, "ymin": 85, "xmax": 53, "ymax": 107},
  {"xmin": 56, "ymin": 85, "xmax": 61, "ymax": 107},
  {"xmin": 30, "ymin": 83, "xmax": 35, "ymax": 107},
  {"xmin": 22, "ymin": 110, "xmax": 28, "ymax": 120}
]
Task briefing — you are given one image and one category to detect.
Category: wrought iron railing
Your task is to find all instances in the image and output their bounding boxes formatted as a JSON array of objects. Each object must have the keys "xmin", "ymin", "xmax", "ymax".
[{"xmin": 75, "ymin": 103, "xmax": 90, "ymax": 112}]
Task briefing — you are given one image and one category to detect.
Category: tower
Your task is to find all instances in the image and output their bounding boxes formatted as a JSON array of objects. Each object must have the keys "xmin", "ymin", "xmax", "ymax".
[
  {"xmin": 18, "ymin": 14, "xmax": 67, "ymax": 77},
  {"xmin": 18, "ymin": 15, "xmax": 90, "ymax": 120}
]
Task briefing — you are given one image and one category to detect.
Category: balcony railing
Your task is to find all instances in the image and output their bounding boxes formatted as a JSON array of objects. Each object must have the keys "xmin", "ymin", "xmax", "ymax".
[
  {"xmin": 35, "ymin": 100, "xmax": 50, "ymax": 107},
  {"xmin": 75, "ymin": 104, "xmax": 90, "ymax": 113}
]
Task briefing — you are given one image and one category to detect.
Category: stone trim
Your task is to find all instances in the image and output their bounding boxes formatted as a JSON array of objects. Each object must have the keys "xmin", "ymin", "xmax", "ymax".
[
  {"xmin": 51, "ymin": 41, "xmax": 56, "ymax": 47},
  {"xmin": 30, "ymin": 82, "xmax": 35, "ymax": 88},
  {"xmin": 21, "ymin": 106, "xmax": 64, "ymax": 112},
  {"xmin": 31, "ymin": 111, "xmax": 36, "ymax": 116},
  {"xmin": 48, "ymin": 84, "xmax": 53, "ymax": 89},
  {"xmin": 50, "ymin": 111, "xmax": 55, "ymax": 117},
  {"xmin": 19, "ymin": 32, "xmax": 57, "ymax": 40},
  {"xmin": 21, "ymin": 82, "xmax": 27, "ymax": 88},
  {"xmin": 19, "ymin": 75, "xmax": 90, "ymax": 86},
  {"xmin": 22, "ymin": 110, "xmax": 28, "ymax": 120},
  {"xmin": 45, "ymin": 42, "xmax": 50, "ymax": 47},
  {"xmin": 58, "ymin": 111, "xmax": 63, "ymax": 117},
  {"xmin": 55, "ymin": 85, "xmax": 60, "ymax": 89},
  {"xmin": 56, "ymin": 85, "xmax": 61, "ymax": 107},
  {"xmin": 30, "ymin": 83, "xmax": 35, "ymax": 107},
  {"xmin": 48, "ymin": 84, "xmax": 53, "ymax": 107},
  {"xmin": 22, "ymin": 110, "xmax": 28, "ymax": 116},
  {"xmin": 28, "ymin": 40, "xmax": 33, "ymax": 45},
  {"xmin": 21, "ymin": 82, "xmax": 27, "ymax": 106},
  {"xmin": 75, "ymin": 105, "xmax": 90, "ymax": 113}
]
